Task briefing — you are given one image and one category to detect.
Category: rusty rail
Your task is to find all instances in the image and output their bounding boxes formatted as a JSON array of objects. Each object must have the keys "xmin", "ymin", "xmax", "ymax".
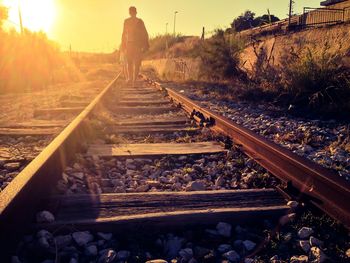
[
  {"xmin": 0, "ymin": 73, "xmax": 121, "ymax": 235},
  {"xmin": 144, "ymin": 77, "xmax": 350, "ymax": 228}
]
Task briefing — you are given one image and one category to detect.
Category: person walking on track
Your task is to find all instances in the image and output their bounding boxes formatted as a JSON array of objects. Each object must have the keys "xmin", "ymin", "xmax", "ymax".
[{"xmin": 121, "ymin": 6, "xmax": 149, "ymax": 86}]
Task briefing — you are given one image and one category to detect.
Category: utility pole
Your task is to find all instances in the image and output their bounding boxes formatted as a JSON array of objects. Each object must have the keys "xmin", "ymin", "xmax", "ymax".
[
  {"xmin": 18, "ymin": 3, "xmax": 23, "ymax": 34},
  {"xmin": 173, "ymin": 11, "xmax": 178, "ymax": 36},
  {"xmin": 165, "ymin": 23, "xmax": 169, "ymax": 53},
  {"xmin": 267, "ymin": 8, "xmax": 272, "ymax": 24},
  {"xmin": 288, "ymin": 0, "xmax": 295, "ymax": 28},
  {"xmin": 201, "ymin": 27, "xmax": 205, "ymax": 40}
]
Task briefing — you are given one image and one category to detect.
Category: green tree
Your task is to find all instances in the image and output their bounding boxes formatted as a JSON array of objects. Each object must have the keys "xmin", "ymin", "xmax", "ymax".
[
  {"xmin": 231, "ymin": 11, "xmax": 256, "ymax": 32},
  {"xmin": 230, "ymin": 11, "xmax": 280, "ymax": 32}
]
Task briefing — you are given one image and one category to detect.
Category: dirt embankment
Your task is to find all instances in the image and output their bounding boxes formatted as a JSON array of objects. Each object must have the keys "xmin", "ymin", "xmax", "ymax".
[
  {"xmin": 144, "ymin": 23, "xmax": 350, "ymax": 80},
  {"xmin": 241, "ymin": 23, "xmax": 350, "ymax": 73}
]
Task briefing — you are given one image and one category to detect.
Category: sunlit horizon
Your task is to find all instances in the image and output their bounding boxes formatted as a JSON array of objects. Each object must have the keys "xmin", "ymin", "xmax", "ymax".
[
  {"xmin": 2, "ymin": 0, "xmax": 56, "ymax": 36},
  {"xmin": 1, "ymin": 0, "xmax": 322, "ymax": 52}
]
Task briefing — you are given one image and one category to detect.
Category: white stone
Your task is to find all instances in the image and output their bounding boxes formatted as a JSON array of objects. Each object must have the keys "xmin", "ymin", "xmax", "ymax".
[
  {"xmin": 179, "ymin": 248, "xmax": 193, "ymax": 261},
  {"xmin": 223, "ymin": 250, "xmax": 240, "ymax": 262},
  {"xmin": 299, "ymin": 240, "xmax": 311, "ymax": 253},
  {"xmin": 146, "ymin": 260, "xmax": 168, "ymax": 263},
  {"xmin": 290, "ymin": 255, "xmax": 308, "ymax": 263},
  {"xmin": 217, "ymin": 244, "xmax": 232, "ymax": 253},
  {"xmin": 72, "ymin": 231, "xmax": 94, "ymax": 246},
  {"xmin": 55, "ymin": 235, "xmax": 72, "ymax": 249},
  {"xmin": 37, "ymin": 230, "xmax": 52, "ymax": 239},
  {"xmin": 85, "ymin": 245, "xmax": 98, "ymax": 256},
  {"xmin": 98, "ymin": 249, "xmax": 117, "ymax": 263},
  {"xmin": 309, "ymin": 236, "xmax": 324, "ymax": 247},
  {"xmin": 310, "ymin": 247, "xmax": 327, "ymax": 263},
  {"xmin": 216, "ymin": 222, "xmax": 232, "ymax": 237},
  {"xmin": 38, "ymin": 237, "xmax": 50, "ymax": 249},
  {"xmin": 243, "ymin": 240, "xmax": 256, "ymax": 251},
  {"xmin": 36, "ymin": 211, "xmax": 55, "ymax": 223},
  {"xmin": 279, "ymin": 213, "xmax": 296, "ymax": 226},
  {"xmin": 72, "ymin": 172, "xmax": 84, "ymax": 180},
  {"xmin": 287, "ymin": 201, "xmax": 299, "ymax": 209},
  {"xmin": 346, "ymin": 248, "xmax": 350, "ymax": 258},
  {"xmin": 187, "ymin": 181, "xmax": 205, "ymax": 191},
  {"xmin": 164, "ymin": 236, "xmax": 184, "ymax": 258},
  {"xmin": 215, "ymin": 175, "xmax": 225, "ymax": 187},
  {"xmin": 298, "ymin": 227, "xmax": 314, "ymax": 239}
]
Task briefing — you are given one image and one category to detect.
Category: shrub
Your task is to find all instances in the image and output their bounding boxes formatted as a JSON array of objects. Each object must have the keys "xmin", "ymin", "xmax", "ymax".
[
  {"xmin": 280, "ymin": 42, "xmax": 350, "ymax": 113},
  {"xmin": 196, "ymin": 29, "xmax": 245, "ymax": 81},
  {"xmin": 0, "ymin": 28, "xmax": 81, "ymax": 93},
  {"xmin": 145, "ymin": 34, "xmax": 186, "ymax": 59}
]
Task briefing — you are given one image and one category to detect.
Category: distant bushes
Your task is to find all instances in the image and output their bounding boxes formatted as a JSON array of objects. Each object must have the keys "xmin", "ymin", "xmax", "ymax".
[
  {"xmin": 0, "ymin": 29, "xmax": 81, "ymax": 94},
  {"xmin": 0, "ymin": 5, "xmax": 81, "ymax": 94},
  {"xmin": 145, "ymin": 34, "xmax": 202, "ymax": 59},
  {"xmin": 195, "ymin": 30, "xmax": 246, "ymax": 81}
]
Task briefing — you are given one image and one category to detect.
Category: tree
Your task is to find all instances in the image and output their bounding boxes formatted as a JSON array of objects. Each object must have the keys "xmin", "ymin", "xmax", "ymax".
[
  {"xmin": 230, "ymin": 11, "xmax": 280, "ymax": 32},
  {"xmin": 231, "ymin": 11, "xmax": 256, "ymax": 32},
  {"xmin": 254, "ymin": 14, "xmax": 280, "ymax": 27}
]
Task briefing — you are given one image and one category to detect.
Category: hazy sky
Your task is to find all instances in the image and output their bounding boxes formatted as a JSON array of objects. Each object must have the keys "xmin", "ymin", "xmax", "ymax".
[{"xmin": 2, "ymin": 0, "xmax": 322, "ymax": 52}]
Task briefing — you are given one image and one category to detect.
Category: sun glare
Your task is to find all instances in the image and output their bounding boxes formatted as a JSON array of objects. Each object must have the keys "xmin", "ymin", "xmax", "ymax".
[{"xmin": 4, "ymin": 0, "xmax": 57, "ymax": 34}]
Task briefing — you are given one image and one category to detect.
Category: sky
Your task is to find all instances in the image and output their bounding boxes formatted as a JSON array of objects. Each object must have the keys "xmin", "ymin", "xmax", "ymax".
[{"xmin": 1, "ymin": 0, "xmax": 322, "ymax": 52}]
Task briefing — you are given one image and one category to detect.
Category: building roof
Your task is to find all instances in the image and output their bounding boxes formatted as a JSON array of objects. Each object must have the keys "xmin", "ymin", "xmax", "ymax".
[{"xmin": 321, "ymin": 0, "xmax": 347, "ymax": 6}]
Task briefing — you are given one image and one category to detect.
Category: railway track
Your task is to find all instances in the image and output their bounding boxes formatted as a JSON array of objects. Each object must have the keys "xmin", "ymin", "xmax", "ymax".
[{"xmin": 0, "ymin": 73, "xmax": 349, "ymax": 261}]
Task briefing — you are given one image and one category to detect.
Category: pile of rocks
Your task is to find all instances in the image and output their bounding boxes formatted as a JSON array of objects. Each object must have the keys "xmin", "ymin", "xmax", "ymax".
[
  {"xmin": 12, "ymin": 222, "xmax": 262, "ymax": 263},
  {"xmin": 0, "ymin": 136, "xmax": 50, "ymax": 191},
  {"xmin": 15, "ymin": 217, "xmax": 349, "ymax": 262},
  {"xmin": 56, "ymin": 152, "xmax": 278, "ymax": 195}
]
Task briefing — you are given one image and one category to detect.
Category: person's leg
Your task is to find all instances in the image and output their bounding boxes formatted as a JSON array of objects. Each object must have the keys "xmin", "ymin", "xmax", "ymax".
[
  {"xmin": 134, "ymin": 49, "xmax": 142, "ymax": 82},
  {"xmin": 126, "ymin": 46, "xmax": 135, "ymax": 85}
]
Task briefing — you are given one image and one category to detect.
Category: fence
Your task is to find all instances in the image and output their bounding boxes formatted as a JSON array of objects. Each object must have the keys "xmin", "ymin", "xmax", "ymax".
[
  {"xmin": 239, "ymin": 6, "xmax": 350, "ymax": 38},
  {"xmin": 300, "ymin": 7, "xmax": 347, "ymax": 27}
]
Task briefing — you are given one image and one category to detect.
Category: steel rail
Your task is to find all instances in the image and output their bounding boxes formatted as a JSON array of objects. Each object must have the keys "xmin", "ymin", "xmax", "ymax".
[
  {"xmin": 144, "ymin": 77, "xmax": 350, "ymax": 228},
  {"xmin": 0, "ymin": 73, "xmax": 121, "ymax": 235}
]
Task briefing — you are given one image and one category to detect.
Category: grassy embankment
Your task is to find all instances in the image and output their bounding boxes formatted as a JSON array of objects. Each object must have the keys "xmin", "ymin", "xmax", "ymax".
[{"xmin": 145, "ymin": 28, "xmax": 350, "ymax": 118}]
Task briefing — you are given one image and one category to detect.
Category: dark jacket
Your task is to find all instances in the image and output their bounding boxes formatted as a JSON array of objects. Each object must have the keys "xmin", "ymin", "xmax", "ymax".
[{"xmin": 121, "ymin": 17, "xmax": 149, "ymax": 51}]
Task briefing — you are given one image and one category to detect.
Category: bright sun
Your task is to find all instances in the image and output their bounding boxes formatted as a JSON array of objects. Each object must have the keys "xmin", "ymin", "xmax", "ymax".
[{"xmin": 4, "ymin": 0, "xmax": 57, "ymax": 34}]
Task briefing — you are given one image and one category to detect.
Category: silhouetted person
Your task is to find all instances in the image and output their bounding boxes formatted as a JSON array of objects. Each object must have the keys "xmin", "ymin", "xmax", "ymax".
[{"xmin": 121, "ymin": 6, "xmax": 149, "ymax": 86}]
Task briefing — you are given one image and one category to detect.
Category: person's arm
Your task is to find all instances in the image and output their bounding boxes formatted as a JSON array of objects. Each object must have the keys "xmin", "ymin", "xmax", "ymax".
[
  {"xmin": 140, "ymin": 20, "xmax": 149, "ymax": 51},
  {"xmin": 121, "ymin": 20, "xmax": 127, "ymax": 51}
]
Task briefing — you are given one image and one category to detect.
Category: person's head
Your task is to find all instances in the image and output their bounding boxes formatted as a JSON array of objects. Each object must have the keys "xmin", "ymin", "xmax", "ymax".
[{"xmin": 129, "ymin": 6, "xmax": 137, "ymax": 17}]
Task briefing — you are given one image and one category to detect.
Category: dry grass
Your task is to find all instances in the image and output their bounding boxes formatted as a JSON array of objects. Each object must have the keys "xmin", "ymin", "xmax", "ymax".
[{"xmin": 0, "ymin": 27, "xmax": 82, "ymax": 94}]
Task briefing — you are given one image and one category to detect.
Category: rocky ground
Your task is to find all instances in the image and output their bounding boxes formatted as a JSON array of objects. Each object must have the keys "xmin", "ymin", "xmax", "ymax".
[
  {"xmin": 14, "ymin": 209, "xmax": 350, "ymax": 262},
  {"xmin": 54, "ymin": 150, "xmax": 277, "ymax": 195},
  {"xmin": 9, "ymin": 79, "xmax": 350, "ymax": 262},
  {"xmin": 0, "ymin": 63, "xmax": 117, "ymax": 192},
  {"xmin": 0, "ymin": 135, "xmax": 50, "ymax": 190},
  {"xmin": 166, "ymin": 82, "xmax": 350, "ymax": 181}
]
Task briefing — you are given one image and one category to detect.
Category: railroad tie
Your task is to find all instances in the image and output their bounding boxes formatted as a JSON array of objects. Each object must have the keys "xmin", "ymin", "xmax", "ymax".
[
  {"xmin": 41, "ymin": 189, "xmax": 289, "ymax": 230},
  {"xmin": 87, "ymin": 142, "xmax": 226, "ymax": 157}
]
